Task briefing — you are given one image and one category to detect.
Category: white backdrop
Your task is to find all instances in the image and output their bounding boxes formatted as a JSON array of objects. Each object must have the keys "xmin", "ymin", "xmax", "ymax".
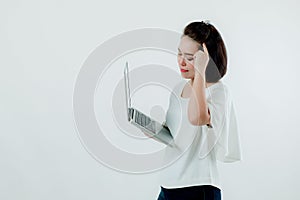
[{"xmin": 1, "ymin": 0, "xmax": 300, "ymax": 199}]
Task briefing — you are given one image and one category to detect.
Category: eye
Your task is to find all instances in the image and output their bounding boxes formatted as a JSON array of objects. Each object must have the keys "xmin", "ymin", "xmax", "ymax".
[{"xmin": 187, "ymin": 57, "xmax": 194, "ymax": 61}]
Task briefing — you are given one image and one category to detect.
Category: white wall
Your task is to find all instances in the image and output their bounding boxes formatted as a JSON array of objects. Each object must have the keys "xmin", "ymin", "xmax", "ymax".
[{"xmin": 1, "ymin": 0, "xmax": 300, "ymax": 199}]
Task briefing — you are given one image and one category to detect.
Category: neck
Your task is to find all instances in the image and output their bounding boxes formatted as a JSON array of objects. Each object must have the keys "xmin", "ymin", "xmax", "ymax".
[{"xmin": 190, "ymin": 78, "xmax": 216, "ymax": 88}]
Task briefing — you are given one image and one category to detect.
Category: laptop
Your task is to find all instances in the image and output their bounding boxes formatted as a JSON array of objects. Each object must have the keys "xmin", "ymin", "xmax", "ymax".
[{"xmin": 124, "ymin": 62, "xmax": 174, "ymax": 146}]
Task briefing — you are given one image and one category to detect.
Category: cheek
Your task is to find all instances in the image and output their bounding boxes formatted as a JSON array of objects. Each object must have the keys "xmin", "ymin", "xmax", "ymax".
[
  {"xmin": 177, "ymin": 58, "xmax": 195, "ymax": 69},
  {"xmin": 187, "ymin": 62, "xmax": 194, "ymax": 69}
]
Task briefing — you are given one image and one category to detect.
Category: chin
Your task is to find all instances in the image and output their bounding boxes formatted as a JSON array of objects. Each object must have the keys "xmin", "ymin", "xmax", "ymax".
[
  {"xmin": 181, "ymin": 73, "xmax": 192, "ymax": 79},
  {"xmin": 181, "ymin": 75, "xmax": 191, "ymax": 79}
]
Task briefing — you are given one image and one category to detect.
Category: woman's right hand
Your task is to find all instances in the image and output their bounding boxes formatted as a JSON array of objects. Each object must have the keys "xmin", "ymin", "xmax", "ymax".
[{"xmin": 141, "ymin": 130, "xmax": 163, "ymax": 143}]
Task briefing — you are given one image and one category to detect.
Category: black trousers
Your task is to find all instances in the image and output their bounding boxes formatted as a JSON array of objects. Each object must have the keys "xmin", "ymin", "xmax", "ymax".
[{"xmin": 157, "ymin": 185, "xmax": 221, "ymax": 200}]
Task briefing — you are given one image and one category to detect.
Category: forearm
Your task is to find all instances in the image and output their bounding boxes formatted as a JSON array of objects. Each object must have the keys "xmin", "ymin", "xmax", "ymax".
[{"xmin": 188, "ymin": 73, "xmax": 210, "ymax": 125}]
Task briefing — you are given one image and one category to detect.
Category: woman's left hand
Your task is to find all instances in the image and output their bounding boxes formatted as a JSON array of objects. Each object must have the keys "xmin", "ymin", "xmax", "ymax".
[{"xmin": 193, "ymin": 43, "xmax": 209, "ymax": 77}]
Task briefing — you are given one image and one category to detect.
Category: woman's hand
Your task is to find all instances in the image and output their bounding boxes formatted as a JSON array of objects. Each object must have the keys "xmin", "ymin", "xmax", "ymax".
[
  {"xmin": 141, "ymin": 130, "xmax": 164, "ymax": 143},
  {"xmin": 193, "ymin": 43, "xmax": 210, "ymax": 77}
]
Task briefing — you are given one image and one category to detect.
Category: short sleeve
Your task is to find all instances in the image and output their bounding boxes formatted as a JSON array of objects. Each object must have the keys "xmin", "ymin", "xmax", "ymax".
[
  {"xmin": 198, "ymin": 85, "xmax": 242, "ymax": 162},
  {"xmin": 164, "ymin": 81, "xmax": 185, "ymax": 139}
]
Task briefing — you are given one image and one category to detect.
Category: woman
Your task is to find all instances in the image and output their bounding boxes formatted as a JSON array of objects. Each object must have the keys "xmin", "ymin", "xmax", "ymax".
[{"xmin": 157, "ymin": 21, "xmax": 242, "ymax": 200}]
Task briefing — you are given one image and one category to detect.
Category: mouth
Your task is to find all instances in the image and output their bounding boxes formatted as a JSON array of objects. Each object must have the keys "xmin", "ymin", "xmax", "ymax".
[{"xmin": 180, "ymin": 68, "xmax": 189, "ymax": 73}]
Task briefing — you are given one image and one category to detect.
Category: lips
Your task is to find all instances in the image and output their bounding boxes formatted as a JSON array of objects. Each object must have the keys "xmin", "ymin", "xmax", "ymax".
[{"xmin": 180, "ymin": 68, "xmax": 189, "ymax": 72}]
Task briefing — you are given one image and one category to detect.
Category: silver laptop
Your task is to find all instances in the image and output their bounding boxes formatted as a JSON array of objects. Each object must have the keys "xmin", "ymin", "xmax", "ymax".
[{"xmin": 124, "ymin": 62, "xmax": 174, "ymax": 146}]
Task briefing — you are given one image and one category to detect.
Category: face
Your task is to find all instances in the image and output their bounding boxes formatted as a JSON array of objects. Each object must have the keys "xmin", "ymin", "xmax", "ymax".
[{"xmin": 177, "ymin": 35, "xmax": 200, "ymax": 79}]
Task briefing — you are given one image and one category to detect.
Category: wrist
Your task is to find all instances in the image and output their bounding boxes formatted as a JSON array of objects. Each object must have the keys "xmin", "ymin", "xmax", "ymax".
[
  {"xmin": 194, "ymin": 70, "xmax": 206, "ymax": 80},
  {"xmin": 193, "ymin": 73, "xmax": 206, "ymax": 87}
]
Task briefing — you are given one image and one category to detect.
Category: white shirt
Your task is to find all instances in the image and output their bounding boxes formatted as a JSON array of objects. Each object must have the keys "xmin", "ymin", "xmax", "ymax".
[{"xmin": 159, "ymin": 79, "xmax": 242, "ymax": 189}]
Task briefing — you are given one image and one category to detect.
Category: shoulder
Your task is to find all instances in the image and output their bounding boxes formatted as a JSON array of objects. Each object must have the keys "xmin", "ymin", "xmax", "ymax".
[
  {"xmin": 175, "ymin": 79, "xmax": 188, "ymax": 89},
  {"xmin": 172, "ymin": 79, "xmax": 188, "ymax": 94},
  {"xmin": 206, "ymin": 81, "xmax": 232, "ymax": 103}
]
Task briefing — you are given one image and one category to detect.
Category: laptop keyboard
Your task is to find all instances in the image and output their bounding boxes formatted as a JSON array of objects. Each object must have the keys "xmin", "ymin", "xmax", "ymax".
[{"xmin": 135, "ymin": 111, "xmax": 156, "ymax": 133}]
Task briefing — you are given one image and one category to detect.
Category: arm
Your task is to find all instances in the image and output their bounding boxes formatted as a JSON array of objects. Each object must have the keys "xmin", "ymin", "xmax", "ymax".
[
  {"xmin": 188, "ymin": 74, "xmax": 210, "ymax": 126},
  {"xmin": 188, "ymin": 43, "xmax": 211, "ymax": 126}
]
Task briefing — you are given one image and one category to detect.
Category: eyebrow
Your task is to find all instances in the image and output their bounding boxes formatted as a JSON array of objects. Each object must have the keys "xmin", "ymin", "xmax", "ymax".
[{"xmin": 177, "ymin": 48, "xmax": 194, "ymax": 56}]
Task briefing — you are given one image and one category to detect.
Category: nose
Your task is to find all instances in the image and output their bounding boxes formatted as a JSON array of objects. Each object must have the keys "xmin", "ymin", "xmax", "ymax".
[{"xmin": 178, "ymin": 55, "xmax": 186, "ymax": 66}]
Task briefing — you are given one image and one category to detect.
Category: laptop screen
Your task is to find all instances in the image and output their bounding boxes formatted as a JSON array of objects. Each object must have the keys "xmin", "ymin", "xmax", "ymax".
[{"xmin": 124, "ymin": 62, "xmax": 131, "ymax": 121}]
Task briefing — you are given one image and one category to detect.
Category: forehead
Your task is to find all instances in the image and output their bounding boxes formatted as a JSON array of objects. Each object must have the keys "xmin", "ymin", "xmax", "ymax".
[{"xmin": 178, "ymin": 35, "xmax": 199, "ymax": 52}]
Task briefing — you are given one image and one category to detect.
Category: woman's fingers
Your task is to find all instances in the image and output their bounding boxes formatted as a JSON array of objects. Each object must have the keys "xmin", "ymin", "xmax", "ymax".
[{"xmin": 202, "ymin": 43, "xmax": 209, "ymax": 55}]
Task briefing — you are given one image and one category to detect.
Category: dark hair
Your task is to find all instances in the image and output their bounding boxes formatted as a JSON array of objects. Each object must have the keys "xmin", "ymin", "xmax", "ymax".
[{"xmin": 183, "ymin": 21, "xmax": 228, "ymax": 82}]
